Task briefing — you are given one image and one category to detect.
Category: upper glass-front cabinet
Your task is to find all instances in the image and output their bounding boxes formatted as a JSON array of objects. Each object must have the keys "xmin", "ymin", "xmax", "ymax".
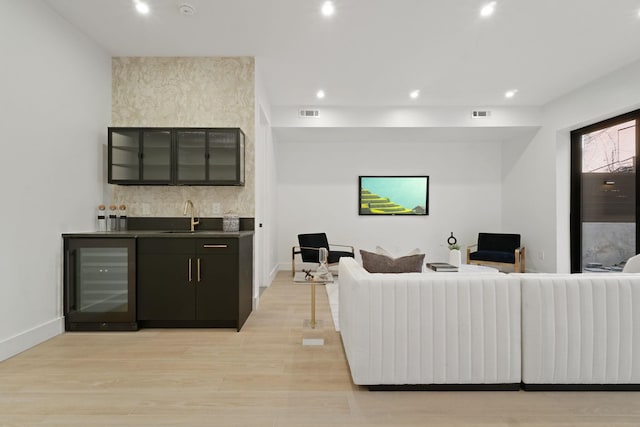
[
  {"xmin": 108, "ymin": 128, "xmax": 173, "ymax": 184},
  {"xmin": 176, "ymin": 128, "xmax": 245, "ymax": 185},
  {"xmin": 108, "ymin": 127, "xmax": 245, "ymax": 186}
]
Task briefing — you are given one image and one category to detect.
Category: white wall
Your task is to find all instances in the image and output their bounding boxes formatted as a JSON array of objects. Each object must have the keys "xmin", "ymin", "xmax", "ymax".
[
  {"xmin": 502, "ymin": 58, "xmax": 640, "ymax": 273},
  {"xmin": 276, "ymin": 139, "xmax": 504, "ymax": 270},
  {"xmin": 0, "ymin": 1, "xmax": 111, "ymax": 360},
  {"xmin": 254, "ymin": 61, "xmax": 279, "ymax": 297}
]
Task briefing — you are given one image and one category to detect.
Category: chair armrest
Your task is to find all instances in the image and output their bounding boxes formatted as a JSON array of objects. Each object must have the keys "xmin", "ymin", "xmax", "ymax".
[
  {"xmin": 293, "ymin": 246, "xmax": 326, "ymax": 254},
  {"xmin": 466, "ymin": 243, "xmax": 477, "ymax": 263},
  {"xmin": 514, "ymin": 246, "xmax": 525, "ymax": 272},
  {"xmin": 329, "ymin": 243, "xmax": 355, "ymax": 253}
]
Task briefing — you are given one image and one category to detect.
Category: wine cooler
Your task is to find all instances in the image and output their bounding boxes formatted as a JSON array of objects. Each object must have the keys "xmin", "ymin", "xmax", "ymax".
[{"xmin": 63, "ymin": 237, "xmax": 137, "ymax": 331}]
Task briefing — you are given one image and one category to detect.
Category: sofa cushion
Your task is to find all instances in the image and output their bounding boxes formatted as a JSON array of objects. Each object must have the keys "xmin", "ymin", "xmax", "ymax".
[
  {"xmin": 360, "ymin": 249, "xmax": 425, "ymax": 273},
  {"xmin": 470, "ymin": 250, "xmax": 515, "ymax": 264}
]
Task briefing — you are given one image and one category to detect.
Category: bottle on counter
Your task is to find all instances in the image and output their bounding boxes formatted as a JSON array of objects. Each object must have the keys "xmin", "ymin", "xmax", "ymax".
[
  {"xmin": 108, "ymin": 205, "xmax": 118, "ymax": 231},
  {"xmin": 118, "ymin": 204, "xmax": 127, "ymax": 231},
  {"xmin": 97, "ymin": 204, "xmax": 106, "ymax": 232}
]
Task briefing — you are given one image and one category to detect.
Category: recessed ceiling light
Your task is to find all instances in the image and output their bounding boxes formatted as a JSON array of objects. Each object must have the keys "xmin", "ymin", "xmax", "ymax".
[
  {"xmin": 134, "ymin": 1, "xmax": 150, "ymax": 14},
  {"xmin": 409, "ymin": 90, "xmax": 420, "ymax": 99},
  {"xmin": 316, "ymin": 90, "xmax": 326, "ymax": 99},
  {"xmin": 505, "ymin": 89, "xmax": 518, "ymax": 98},
  {"xmin": 321, "ymin": 1, "xmax": 335, "ymax": 17},
  {"xmin": 480, "ymin": 1, "xmax": 497, "ymax": 17}
]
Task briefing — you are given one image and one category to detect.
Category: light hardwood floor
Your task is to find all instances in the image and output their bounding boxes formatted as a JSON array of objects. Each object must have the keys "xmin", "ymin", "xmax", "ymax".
[{"xmin": 2, "ymin": 271, "xmax": 640, "ymax": 426}]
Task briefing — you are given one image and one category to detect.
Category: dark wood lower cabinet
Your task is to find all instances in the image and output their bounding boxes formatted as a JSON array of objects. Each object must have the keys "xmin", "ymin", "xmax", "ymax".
[
  {"xmin": 137, "ymin": 235, "xmax": 253, "ymax": 331},
  {"xmin": 196, "ymin": 250, "xmax": 237, "ymax": 321}
]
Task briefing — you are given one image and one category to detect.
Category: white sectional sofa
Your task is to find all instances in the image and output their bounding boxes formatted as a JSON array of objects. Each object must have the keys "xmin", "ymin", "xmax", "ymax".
[
  {"xmin": 338, "ymin": 259, "xmax": 640, "ymax": 390},
  {"xmin": 517, "ymin": 273, "xmax": 640, "ymax": 390},
  {"xmin": 338, "ymin": 257, "xmax": 522, "ymax": 389}
]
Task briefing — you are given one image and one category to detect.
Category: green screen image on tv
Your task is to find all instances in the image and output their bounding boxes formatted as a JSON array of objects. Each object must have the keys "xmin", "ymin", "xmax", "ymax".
[{"xmin": 359, "ymin": 176, "xmax": 429, "ymax": 215}]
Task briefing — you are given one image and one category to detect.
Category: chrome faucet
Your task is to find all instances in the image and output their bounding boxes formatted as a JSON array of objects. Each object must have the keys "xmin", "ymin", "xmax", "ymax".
[{"xmin": 183, "ymin": 200, "xmax": 200, "ymax": 232}]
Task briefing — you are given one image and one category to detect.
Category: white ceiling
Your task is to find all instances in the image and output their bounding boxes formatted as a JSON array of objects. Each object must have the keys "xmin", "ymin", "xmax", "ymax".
[{"xmin": 44, "ymin": 0, "xmax": 640, "ymax": 108}]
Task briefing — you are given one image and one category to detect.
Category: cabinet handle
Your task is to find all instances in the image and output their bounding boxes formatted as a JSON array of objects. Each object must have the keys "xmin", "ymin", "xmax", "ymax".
[
  {"xmin": 188, "ymin": 258, "xmax": 192, "ymax": 283},
  {"xmin": 197, "ymin": 258, "xmax": 201, "ymax": 282},
  {"xmin": 203, "ymin": 244, "xmax": 227, "ymax": 248}
]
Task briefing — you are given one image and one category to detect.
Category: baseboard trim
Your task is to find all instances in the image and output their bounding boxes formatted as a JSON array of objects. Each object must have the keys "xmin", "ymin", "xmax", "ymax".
[
  {"xmin": 367, "ymin": 383, "xmax": 521, "ymax": 391},
  {"xmin": 0, "ymin": 317, "xmax": 64, "ymax": 362},
  {"xmin": 268, "ymin": 264, "xmax": 279, "ymax": 284},
  {"xmin": 522, "ymin": 383, "xmax": 640, "ymax": 391}
]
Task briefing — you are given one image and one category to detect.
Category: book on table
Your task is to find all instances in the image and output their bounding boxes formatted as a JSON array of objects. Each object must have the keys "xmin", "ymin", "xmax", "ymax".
[{"xmin": 427, "ymin": 262, "xmax": 458, "ymax": 272}]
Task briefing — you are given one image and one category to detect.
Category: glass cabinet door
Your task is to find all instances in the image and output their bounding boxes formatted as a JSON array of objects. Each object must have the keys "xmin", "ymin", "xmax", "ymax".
[
  {"xmin": 176, "ymin": 130, "xmax": 207, "ymax": 182},
  {"xmin": 109, "ymin": 130, "xmax": 140, "ymax": 181},
  {"xmin": 77, "ymin": 247, "xmax": 128, "ymax": 313},
  {"xmin": 209, "ymin": 129, "xmax": 243, "ymax": 184},
  {"xmin": 141, "ymin": 130, "xmax": 172, "ymax": 182}
]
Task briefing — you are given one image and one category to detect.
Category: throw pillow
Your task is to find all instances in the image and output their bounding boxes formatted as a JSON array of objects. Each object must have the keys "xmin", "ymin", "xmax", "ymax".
[
  {"xmin": 375, "ymin": 245, "xmax": 422, "ymax": 258},
  {"xmin": 360, "ymin": 249, "xmax": 425, "ymax": 273}
]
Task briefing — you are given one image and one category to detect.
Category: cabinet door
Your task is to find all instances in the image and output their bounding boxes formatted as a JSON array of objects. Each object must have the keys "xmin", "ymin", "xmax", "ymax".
[
  {"xmin": 109, "ymin": 129, "xmax": 140, "ymax": 182},
  {"xmin": 195, "ymin": 239, "xmax": 238, "ymax": 321},
  {"xmin": 108, "ymin": 128, "xmax": 172, "ymax": 184},
  {"xmin": 137, "ymin": 238, "xmax": 195, "ymax": 321},
  {"xmin": 141, "ymin": 130, "xmax": 172, "ymax": 183},
  {"xmin": 208, "ymin": 129, "xmax": 245, "ymax": 185},
  {"xmin": 176, "ymin": 130, "xmax": 207, "ymax": 183}
]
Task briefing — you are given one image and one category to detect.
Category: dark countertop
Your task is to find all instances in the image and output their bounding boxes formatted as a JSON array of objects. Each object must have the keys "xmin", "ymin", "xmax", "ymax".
[
  {"xmin": 62, "ymin": 230, "xmax": 254, "ymax": 238},
  {"xmin": 62, "ymin": 217, "xmax": 255, "ymax": 238}
]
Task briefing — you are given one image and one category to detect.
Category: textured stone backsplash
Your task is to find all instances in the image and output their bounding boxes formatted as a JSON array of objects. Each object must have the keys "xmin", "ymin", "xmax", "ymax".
[
  {"xmin": 111, "ymin": 185, "xmax": 251, "ymax": 217},
  {"xmin": 110, "ymin": 56, "xmax": 255, "ymax": 217}
]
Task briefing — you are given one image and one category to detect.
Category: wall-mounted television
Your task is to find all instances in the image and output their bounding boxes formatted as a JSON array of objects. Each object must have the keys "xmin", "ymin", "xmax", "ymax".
[{"xmin": 359, "ymin": 176, "xmax": 429, "ymax": 215}]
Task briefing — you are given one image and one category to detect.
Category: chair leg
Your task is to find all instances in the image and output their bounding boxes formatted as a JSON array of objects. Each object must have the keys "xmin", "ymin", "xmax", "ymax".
[{"xmin": 291, "ymin": 247, "xmax": 296, "ymax": 277}]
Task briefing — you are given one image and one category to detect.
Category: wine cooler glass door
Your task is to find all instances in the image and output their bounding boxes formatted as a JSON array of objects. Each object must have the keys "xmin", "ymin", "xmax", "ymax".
[
  {"xmin": 77, "ymin": 247, "xmax": 128, "ymax": 313},
  {"xmin": 65, "ymin": 238, "xmax": 136, "ymax": 330}
]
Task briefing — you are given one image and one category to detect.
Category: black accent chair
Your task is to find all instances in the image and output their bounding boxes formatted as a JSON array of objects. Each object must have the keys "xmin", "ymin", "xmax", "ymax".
[
  {"xmin": 466, "ymin": 232, "xmax": 525, "ymax": 272},
  {"xmin": 292, "ymin": 233, "xmax": 355, "ymax": 276}
]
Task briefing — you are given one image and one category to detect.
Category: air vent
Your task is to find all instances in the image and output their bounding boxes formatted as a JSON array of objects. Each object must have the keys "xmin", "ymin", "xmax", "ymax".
[
  {"xmin": 471, "ymin": 110, "xmax": 491, "ymax": 118},
  {"xmin": 179, "ymin": 3, "xmax": 195, "ymax": 15},
  {"xmin": 299, "ymin": 109, "xmax": 320, "ymax": 118}
]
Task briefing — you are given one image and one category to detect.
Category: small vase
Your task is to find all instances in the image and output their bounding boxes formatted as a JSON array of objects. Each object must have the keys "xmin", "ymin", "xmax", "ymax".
[{"xmin": 449, "ymin": 249, "xmax": 462, "ymax": 267}]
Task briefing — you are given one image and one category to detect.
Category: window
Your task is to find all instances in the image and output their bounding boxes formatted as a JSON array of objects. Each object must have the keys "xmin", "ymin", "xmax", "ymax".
[{"xmin": 571, "ymin": 109, "xmax": 640, "ymax": 272}]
